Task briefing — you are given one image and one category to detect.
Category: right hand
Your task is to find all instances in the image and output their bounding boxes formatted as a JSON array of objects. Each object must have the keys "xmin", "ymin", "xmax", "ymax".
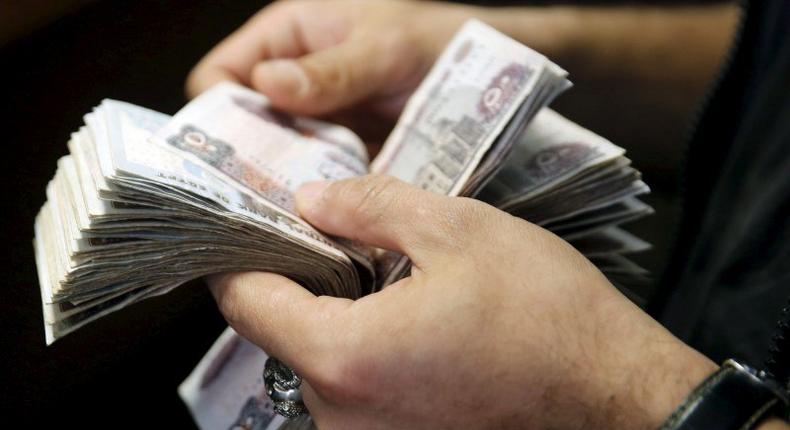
[
  {"xmin": 186, "ymin": 0, "xmax": 478, "ymax": 146},
  {"xmin": 208, "ymin": 175, "xmax": 718, "ymax": 430}
]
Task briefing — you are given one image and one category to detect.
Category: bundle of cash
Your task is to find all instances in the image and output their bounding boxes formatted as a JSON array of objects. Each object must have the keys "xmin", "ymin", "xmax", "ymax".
[
  {"xmin": 32, "ymin": 19, "xmax": 653, "ymax": 427},
  {"xmin": 34, "ymin": 87, "xmax": 375, "ymax": 344}
]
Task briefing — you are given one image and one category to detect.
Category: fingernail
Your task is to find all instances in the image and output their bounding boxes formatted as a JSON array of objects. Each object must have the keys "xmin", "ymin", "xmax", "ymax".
[
  {"xmin": 295, "ymin": 181, "xmax": 330, "ymax": 214},
  {"xmin": 254, "ymin": 59, "xmax": 310, "ymax": 98}
]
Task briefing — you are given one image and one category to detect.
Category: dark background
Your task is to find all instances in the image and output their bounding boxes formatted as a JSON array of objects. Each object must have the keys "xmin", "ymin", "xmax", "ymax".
[{"xmin": 0, "ymin": 0, "xmax": 718, "ymax": 426}]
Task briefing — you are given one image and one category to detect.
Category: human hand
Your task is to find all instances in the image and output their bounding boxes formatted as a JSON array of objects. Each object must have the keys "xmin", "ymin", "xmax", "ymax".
[
  {"xmin": 208, "ymin": 175, "xmax": 718, "ymax": 430},
  {"xmin": 187, "ymin": 0, "xmax": 478, "ymax": 146}
]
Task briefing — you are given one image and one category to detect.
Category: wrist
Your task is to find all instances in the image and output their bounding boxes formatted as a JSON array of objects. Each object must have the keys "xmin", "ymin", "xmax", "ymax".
[
  {"xmin": 521, "ymin": 284, "xmax": 719, "ymax": 430},
  {"xmin": 659, "ymin": 359, "xmax": 790, "ymax": 430},
  {"xmin": 619, "ymin": 338, "xmax": 718, "ymax": 429},
  {"xmin": 584, "ymin": 298, "xmax": 719, "ymax": 429}
]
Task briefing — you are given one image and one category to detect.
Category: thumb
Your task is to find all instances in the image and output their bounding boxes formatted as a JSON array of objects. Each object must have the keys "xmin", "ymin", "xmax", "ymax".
[
  {"xmin": 207, "ymin": 272, "xmax": 350, "ymax": 375},
  {"xmin": 249, "ymin": 37, "xmax": 393, "ymax": 116},
  {"xmin": 295, "ymin": 175, "xmax": 488, "ymax": 267}
]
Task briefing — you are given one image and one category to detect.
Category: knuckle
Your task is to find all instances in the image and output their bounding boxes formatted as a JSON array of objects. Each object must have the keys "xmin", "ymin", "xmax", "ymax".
[
  {"xmin": 342, "ymin": 175, "xmax": 401, "ymax": 227},
  {"xmin": 303, "ymin": 56, "xmax": 351, "ymax": 100},
  {"xmin": 453, "ymin": 198, "xmax": 490, "ymax": 229},
  {"xmin": 436, "ymin": 198, "xmax": 493, "ymax": 250}
]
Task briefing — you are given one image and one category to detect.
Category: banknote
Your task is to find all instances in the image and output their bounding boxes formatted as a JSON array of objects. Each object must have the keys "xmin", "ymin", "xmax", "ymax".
[
  {"xmin": 374, "ymin": 104, "xmax": 646, "ymax": 286},
  {"xmin": 371, "ymin": 20, "xmax": 571, "ymax": 287},
  {"xmin": 30, "ymin": 18, "xmax": 656, "ymax": 428},
  {"xmin": 35, "ymin": 94, "xmax": 368, "ymax": 343},
  {"xmin": 567, "ymin": 226, "xmax": 651, "ymax": 257},
  {"xmin": 179, "ymin": 328, "xmax": 286, "ymax": 430},
  {"xmin": 372, "ymin": 20, "xmax": 570, "ymax": 196},
  {"xmin": 478, "ymin": 108, "xmax": 624, "ymax": 207},
  {"xmin": 155, "ymin": 82, "xmax": 368, "ymax": 215}
]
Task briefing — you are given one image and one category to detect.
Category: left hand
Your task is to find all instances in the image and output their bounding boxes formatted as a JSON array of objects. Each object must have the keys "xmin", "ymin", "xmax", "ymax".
[
  {"xmin": 186, "ymin": 0, "xmax": 479, "ymax": 146},
  {"xmin": 208, "ymin": 175, "xmax": 716, "ymax": 430}
]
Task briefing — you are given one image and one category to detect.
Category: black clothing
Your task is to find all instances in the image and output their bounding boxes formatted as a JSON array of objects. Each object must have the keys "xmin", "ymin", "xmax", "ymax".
[{"xmin": 655, "ymin": 0, "xmax": 790, "ymax": 367}]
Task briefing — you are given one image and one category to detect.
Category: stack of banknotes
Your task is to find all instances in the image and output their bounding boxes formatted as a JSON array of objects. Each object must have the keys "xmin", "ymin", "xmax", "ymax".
[{"xmin": 33, "ymin": 20, "xmax": 653, "ymax": 428}]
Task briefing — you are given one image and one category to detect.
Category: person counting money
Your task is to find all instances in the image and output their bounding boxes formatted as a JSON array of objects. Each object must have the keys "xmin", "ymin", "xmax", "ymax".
[{"xmin": 187, "ymin": 1, "xmax": 790, "ymax": 429}]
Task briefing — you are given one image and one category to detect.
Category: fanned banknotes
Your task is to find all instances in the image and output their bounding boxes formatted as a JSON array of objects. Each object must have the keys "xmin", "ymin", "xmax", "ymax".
[{"xmin": 32, "ymin": 20, "xmax": 654, "ymax": 428}]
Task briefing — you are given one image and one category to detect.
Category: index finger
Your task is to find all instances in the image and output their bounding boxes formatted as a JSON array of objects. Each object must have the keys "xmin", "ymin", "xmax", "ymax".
[
  {"xmin": 186, "ymin": 5, "xmax": 306, "ymax": 98},
  {"xmin": 207, "ymin": 272, "xmax": 352, "ymax": 375}
]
